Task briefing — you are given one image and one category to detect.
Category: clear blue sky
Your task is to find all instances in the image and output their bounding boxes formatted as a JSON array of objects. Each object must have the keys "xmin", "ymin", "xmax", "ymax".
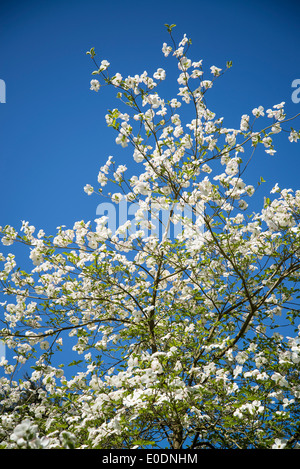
[{"xmin": 1, "ymin": 0, "xmax": 300, "ymax": 239}]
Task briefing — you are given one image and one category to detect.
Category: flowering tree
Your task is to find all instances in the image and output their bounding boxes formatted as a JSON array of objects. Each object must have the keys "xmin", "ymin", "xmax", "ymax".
[{"xmin": 1, "ymin": 25, "xmax": 300, "ymax": 449}]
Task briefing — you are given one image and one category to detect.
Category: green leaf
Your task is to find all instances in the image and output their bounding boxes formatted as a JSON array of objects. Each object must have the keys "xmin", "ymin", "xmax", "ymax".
[
  {"xmin": 86, "ymin": 47, "xmax": 96, "ymax": 58},
  {"xmin": 68, "ymin": 360, "xmax": 83, "ymax": 367},
  {"xmin": 165, "ymin": 23, "xmax": 176, "ymax": 33},
  {"xmin": 259, "ymin": 176, "xmax": 266, "ymax": 185}
]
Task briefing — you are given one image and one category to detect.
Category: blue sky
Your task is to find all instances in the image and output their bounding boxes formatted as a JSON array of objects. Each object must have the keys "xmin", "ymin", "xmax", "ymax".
[
  {"xmin": 0, "ymin": 0, "xmax": 300, "ymax": 368},
  {"xmin": 1, "ymin": 0, "xmax": 300, "ymax": 238}
]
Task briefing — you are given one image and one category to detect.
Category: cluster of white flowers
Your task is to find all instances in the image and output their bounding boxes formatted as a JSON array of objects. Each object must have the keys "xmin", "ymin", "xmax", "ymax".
[
  {"xmin": 260, "ymin": 187, "xmax": 300, "ymax": 232},
  {"xmin": 9, "ymin": 419, "xmax": 49, "ymax": 449},
  {"xmin": 233, "ymin": 400, "xmax": 264, "ymax": 419},
  {"xmin": 6, "ymin": 417, "xmax": 77, "ymax": 449}
]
